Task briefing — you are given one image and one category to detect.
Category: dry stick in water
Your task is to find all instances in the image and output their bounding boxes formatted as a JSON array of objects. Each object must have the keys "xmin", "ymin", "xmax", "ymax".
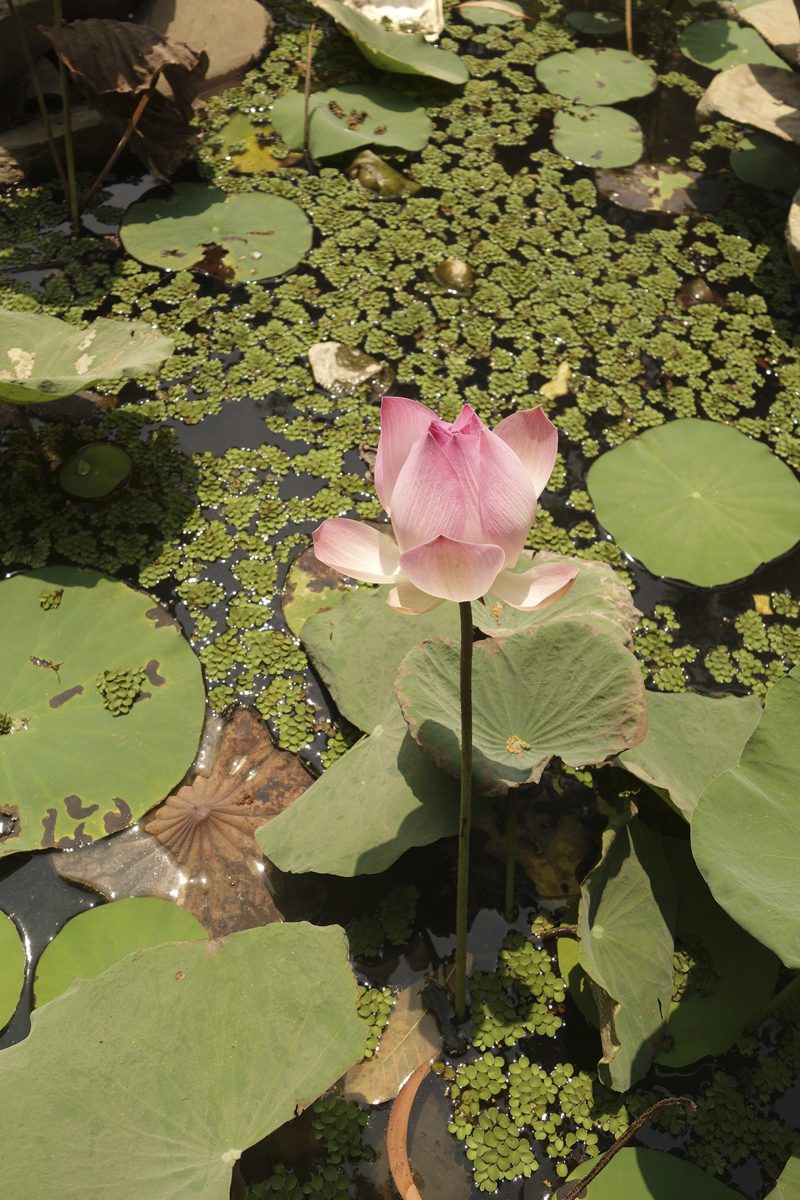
[
  {"xmin": 52, "ymin": 0, "xmax": 80, "ymax": 235},
  {"xmin": 81, "ymin": 87, "xmax": 153, "ymax": 211},
  {"xmin": 625, "ymin": 0, "xmax": 633, "ymax": 54},
  {"xmin": 556, "ymin": 1096, "xmax": 696, "ymax": 1200},
  {"xmin": 6, "ymin": 0, "xmax": 70, "ymax": 198},
  {"xmin": 387, "ymin": 1054, "xmax": 439, "ymax": 1200}
]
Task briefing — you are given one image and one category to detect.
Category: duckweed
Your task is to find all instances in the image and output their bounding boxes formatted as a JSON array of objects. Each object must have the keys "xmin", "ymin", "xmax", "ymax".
[
  {"xmin": 311, "ymin": 1095, "xmax": 371, "ymax": 1163},
  {"xmin": 356, "ymin": 985, "xmax": 395, "ymax": 1057}
]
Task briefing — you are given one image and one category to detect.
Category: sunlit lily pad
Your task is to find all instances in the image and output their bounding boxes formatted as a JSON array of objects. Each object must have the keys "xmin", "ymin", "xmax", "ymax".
[
  {"xmin": 536, "ymin": 47, "xmax": 657, "ymax": 105},
  {"xmin": 678, "ymin": 19, "xmax": 789, "ymax": 72},
  {"xmin": 1, "ymin": 923, "xmax": 367, "ymax": 1200},
  {"xmin": 120, "ymin": 183, "xmax": 312, "ymax": 283},
  {"xmin": 0, "ymin": 909, "xmax": 25, "ymax": 1030},
  {"xmin": 0, "ymin": 307, "xmax": 173, "ymax": 405},
  {"xmin": 216, "ymin": 112, "xmax": 301, "ymax": 174},
  {"xmin": 458, "ymin": 1, "xmax": 526, "ymax": 26},
  {"xmin": 729, "ymin": 132, "xmax": 800, "ymax": 197},
  {"xmin": 271, "ymin": 84, "xmax": 432, "ymax": 159},
  {"xmin": 552, "ymin": 105, "xmax": 643, "ymax": 168},
  {"xmin": 282, "ymin": 545, "xmax": 349, "ymax": 637},
  {"xmin": 314, "ymin": 0, "xmax": 469, "ymax": 83},
  {"xmin": 587, "ymin": 419, "xmax": 800, "ymax": 585},
  {"xmin": 34, "ymin": 897, "xmax": 207, "ymax": 1007},
  {"xmin": 565, "ymin": 9, "xmax": 625, "ymax": 36},
  {"xmin": 59, "ymin": 443, "xmax": 133, "ymax": 499},
  {"xmin": 0, "ymin": 567, "xmax": 205, "ymax": 855},
  {"xmin": 595, "ymin": 163, "xmax": 728, "ymax": 214},
  {"xmin": 566, "ymin": 1147, "xmax": 742, "ymax": 1199}
]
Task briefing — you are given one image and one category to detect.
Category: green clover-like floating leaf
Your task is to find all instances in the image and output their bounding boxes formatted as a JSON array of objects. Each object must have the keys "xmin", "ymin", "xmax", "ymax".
[
  {"xmin": 120, "ymin": 183, "xmax": 312, "ymax": 283},
  {"xmin": 271, "ymin": 85, "xmax": 433, "ymax": 159},
  {"xmin": 314, "ymin": 0, "xmax": 469, "ymax": 84},
  {"xmin": 0, "ymin": 308, "xmax": 173, "ymax": 405},
  {"xmin": 552, "ymin": 105, "xmax": 643, "ymax": 168},
  {"xmin": 0, "ymin": 909, "xmax": 25, "ymax": 1030},
  {"xmin": 394, "ymin": 619, "xmax": 647, "ymax": 798},
  {"xmin": 536, "ymin": 47, "xmax": 656, "ymax": 105},
  {"xmin": 0, "ymin": 567, "xmax": 205, "ymax": 855},
  {"xmin": 587, "ymin": 419, "xmax": 800, "ymax": 586},
  {"xmin": 678, "ymin": 19, "xmax": 789, "ymax": 72},
  {"xmin": 567, "ymin": 1147, "xmax": 743, "ymax": 1200}
]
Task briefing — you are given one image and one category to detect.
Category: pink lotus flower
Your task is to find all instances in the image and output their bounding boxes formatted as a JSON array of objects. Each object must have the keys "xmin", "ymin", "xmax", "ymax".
[{"xmin": 313, "ymin": 396, "xmax": 579, "ymax": 613}]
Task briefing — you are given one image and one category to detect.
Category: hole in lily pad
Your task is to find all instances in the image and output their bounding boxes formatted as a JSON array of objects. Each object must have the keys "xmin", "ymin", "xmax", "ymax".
[
  {"xmin": 59, "ymin": 443, "xmax": 132, "ymax": 499},
  {"xmin": 552, "ymin": 106, "xmax": 643, "ymax": 168},
  {"xmin": 565, "ymin": 9, "xmax": 625, "ymax": 37},
  {"xmin": 594, "ymin": 163, "xmax": 728, "ymax": 214},
  {"xmin": 536, "ymin": 47, "xmax": 657, "ymax": 106},
  {"xmin": 677, "ymin": 19, "xmax": 790, "ymax": 72}
]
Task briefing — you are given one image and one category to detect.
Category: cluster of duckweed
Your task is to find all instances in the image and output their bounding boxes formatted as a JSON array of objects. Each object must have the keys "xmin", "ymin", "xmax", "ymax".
[
  {"xmin": 705, "ymin": 592, "xmax": 800, "ymax": 697},
  {"xmin": 671, "ymin": 939, "xmax": 719, "ymax": 1003},
  {"xmin": 247, "ymin": 1165, "xmax": 348, "ymax": 1200},
  {"xmin": 356, "ymin": 985, "xmax": 395, "ymax": 1057},
  {"xmin": 464, "ymin": 1108, "xmax": 538, "ymax": 1191},
  {"xmin": 38, "ymin": 588, "xmax": 63, "ymax": 610},
  {"xmin": 470, "ymin": 930, "xmax": 565, "ymax": 1049},
  {"xmin": 310, "ymin": 1095, "xmax": 372, "ymax": 1164},
  {"xmin": 347, "ymin": 885, "xmax": 419, "ymax": 956},
  {"xmin": 95, "ymin": 667, "xmax": 145, "ymax": 716},
  {"xmin": 633, "ymin": 605, "xmax": 698, "ymax": 693}
]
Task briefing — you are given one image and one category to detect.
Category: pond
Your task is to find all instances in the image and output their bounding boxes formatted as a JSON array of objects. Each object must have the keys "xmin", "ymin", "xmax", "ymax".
[{"xmin": 2, "ymin": 1, "xmax": 800, "ymax": 1198}]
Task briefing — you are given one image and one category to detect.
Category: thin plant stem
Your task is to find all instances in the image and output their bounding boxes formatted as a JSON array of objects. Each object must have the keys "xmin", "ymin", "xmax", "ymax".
[
  {"xmin": 529, "ymin": 924, "xmax": 579, "ymax": 943},
  {"xmin": 504, "ymin": 791, "xmax": 517, "ymax": 924},
  {"xmin": 53, "ymin": 0, "xmax": 79, "ymax": 235},
  {"xmin": 556, "ymin": 1096, "xmax": 696, "ymax": 1200},
  {"xmin": 625, "ymin": 0, "xmax": 633, "ymax": 54},
  {"xmin": 744, "ymin": 971, "xmax": 800, "ymax": 1035},
  {"xmin": 303, "ymin": 20, "xmax": 316, "ymax": 170},
  {"xmin": 454, "ymin": 600, "xmax": 473, "ymax": 1024},
  {"xmin": 6, "ymin": 0, "xmax": 70, "ymax": 198},
  {"xmin": 81, "ymin": 88, "xmax": 152, "ymax": 212},
  {"xmin": 14, "ymin": 406, "xmax": 52, "ymax": 483}
]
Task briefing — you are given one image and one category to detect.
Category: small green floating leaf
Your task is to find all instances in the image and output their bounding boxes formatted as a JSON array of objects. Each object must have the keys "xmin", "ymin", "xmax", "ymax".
[
  {"xmin": 565, "ymin": 9, "xmax": 626, "ymax": 36},
  {"xmin": 693, "ymin": 665, "xmax": 800, "ymax": 968},
  {"xmin": 59, "ymin": 443, "xmax": 132, "ymax": 499},
  {"xmin": 34, "ymin": 897, "xmax": 207, "ymax": 1007},
  {"xmin": 271, "ymin": 84, "xmax": 433, "ymax": 159},
  {"xmin": 729, "ymin": 132, "xmax": 800, "ymax": 197},
  {"xmin": 587, "ymin": 419, "xmax": 800, "ymax": 586},
  {"xmin": 552, "ymin": 105, "xmax": 643, "ymax": 168},
  {"xmin": 0, "ymin": 909, "xmax": 25, "ymax": 1030},
  {"xmin": 0, "ymin": 307, "xmax": 173, "ymax": 405},
  {"xmin": 535, "ymin": 47, "xmax": 657, "ymax": 105},
  {"xmin": 120, "ymin": 183, "xmax": 313, "ymax": 283},
  {"xmin": 566, "ymin": 1147, "xmax": 743, "ymax": 1199},
  {"xmin": 458, "ymin": 0, "xmax": 526, "ymax": 26},
  {"xmin": 678, "ymin": 19, "xmax": 789, "ymax": 72},
  {"xmin": 313, "ymin": 0, "xmax": 469, "ymax": 84}
]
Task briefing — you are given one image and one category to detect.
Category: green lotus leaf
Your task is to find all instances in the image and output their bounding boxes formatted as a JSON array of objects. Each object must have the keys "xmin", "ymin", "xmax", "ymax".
[
  {"xmin": 678, "ymin": 19, "xmax": 789, "ymax": 72},
  {"xmin": 34, "ymin": 897, "xmax": 208, "ymax": 1007},
  {"xmin": 730, "ymin": 133, "xmax": 800, "ymax": 197},
  {"xmin": 0, "ymin": 307, "xmax": 173, "ymax": 405},
  {"xmin": 552, "ymin": 105, "xmax": 643, "ymax": 168},
  {"xmin": 567, "ymin": 1147, "xmax": 742, "ymax": 1199},
  {"xmin": 59, "ymin": 443, "xmax": 132, "ymax": 499},
  {"xmin": 271, "ymin": 85, "xmax": 433, "ymax": 158},
  {"xmin": 458, "ymin": 1, "xmax": 526, "ymax": 27},
  {"xmin": 565, "ymin": 9, "xmax": 626, "ymax": 36},
  {"xmin": 394, "ymin": 619, "xmax": 647, "ymax": 798},
  {"xmin": 535, "ymin": 47, "xmax": 657, "ymax": 105},
  {"xmin": 767, "ymin": 1154, "xmax": 800, "ymax": 1200},
  {"xmin": 559, "ymin": 836, "xmax": 779, "ymax": 1070},
  {"xmin": 0, "ymin": 567, "xmax": 205, "ymax": 855},
  {"xmin": 587, "ymin": 419, "xmax": 800, "ymax": 586},
  {"xmin": 692, "ymin": 666, "xmax": 800, "ymax": 968},
  {"xmin": 616, "ymin": 691, "xmax": 763, "ymax": 819},
  {"xmin": 120, "ymin": 183, "xmax": 313, "ymax": 283},
  {"xmin": 0, "ymin": 923, "xmax": 367, "ymax": 1200},
  {"xmin": 0, "ymin": 909, "xmax": 25, "ymax": 1030},
  {"xmin": 314, "ymin": 0, "xmax": 469, "ymax": 84}
]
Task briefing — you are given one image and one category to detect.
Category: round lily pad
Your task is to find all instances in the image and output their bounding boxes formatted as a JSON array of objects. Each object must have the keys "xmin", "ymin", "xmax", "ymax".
[
  {"xmin": 535, "ymin": 47, "xmax": 657, "ymax": 106},
  {"xmin": 120, "ymin": 183, "xmax": 313, "ymax": 283},
  {"xmin": 552, "ymin": 105, "xmax": 643, "ymax": 168},
  {"xmin": 0, "ymin": 566, "xmax": 205, "ymax": 855},
  {"xmin": 59, "ymin": 443, "xmax": 132, "ymax": 499},
  {"xmin": 586, "ymin": 419, "xmax": 800, "ymax": 586},
  {"xmin": 678, "ymin": 19, "xmax": 789, "ymax": 72},
  {"xmin": 34, "ymin": 897, "xmax": 207, "ymax": 1007},
  {"xmin": 730, "ymin": 133, "xmax": 800, "ymax": 197},
  {"xmin": 0, "ymin": 909, "xmax": 25, "ymax": 1029},
  {"xmin": 595, "ymin": 163, "xmax": 728, "ymax": 214},
  {"xmin": 566, "ymin": 1147, "xmax": 742, "ymax": 1200},
  {"xmin": 271, "ymin": 84, "xmax": 433, "ymax": 160},
  {"xmin": 459, "ymin": 1, "xmax": 526, "ymax": 26},
  {"xmin": 282, "ymin": 544, "xmax": 348, "ymax": 637},
  {"xmin": 216, "ymin": 112, "xmax": 294, "ymax": 175},
  {"xmin": 566, "ymin": 10, "xmax": 625, "ymax": 36}
]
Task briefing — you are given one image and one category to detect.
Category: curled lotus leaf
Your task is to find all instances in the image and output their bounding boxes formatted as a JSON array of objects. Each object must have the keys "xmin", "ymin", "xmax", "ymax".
[
  {"xmin": 271, "ymin": 84, "xmax": 432, "ymax": 159},
  {"xmin": 313, "ymin": 0, "xmax": 469, "ymax": 84},
  {"xmin": 552, "ymin": 105, "xmax": 643, "ymax": 168},
  {"xmin": 535, "ymin": 47, "xmax": 657, "ymax": 106}
]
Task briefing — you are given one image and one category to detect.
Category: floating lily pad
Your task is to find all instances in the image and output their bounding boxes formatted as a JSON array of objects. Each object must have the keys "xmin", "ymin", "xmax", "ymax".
[
  {"xmin": 693, "ymin": 666, "xmax": 800, "ymax": 968},
  {"xmin": 566, "ymin": 1147, "xmax": 742, "ymax": 1200},
  {"xmin": 314, "ymin": 0, "xmax": 469, "ymax": 84},
  {"xmin": 595, "ymin": 163, "xmax": 728, "ymax": 214},
  {"xmin": 536, "ymin": 47, "xmax": 657, "ymax": 105},
  {"xmin": 0, "ymin": 307, "xmax": 173, "ymax": 405},
  {"xmin": 0, "ymin": 567, "xmax": 205, "ymax": 855},
  {"xmin": 120, "ymin": 183, "xmax": 313, "ymax": 283},
  {"xmin": 0, "ymin": 923, "xmax": 367, "ymax": 1200},
  {"xmin": 566, "ymin": 9, "xmax": 625, "ymax": 36},
  {"xmin": 34, "ymin": 897, "xmax": 207, "ymax": 1007},
  {"xmin": 394, "ymin": 619, "xmax": 647, "ymax": 798},
  {"xmin": 678, "ymin": 19, "xmax": 789, "ymax": 72},
  {"xmin": 767, "ymin": 1154, "xmax": 800, "ymax": 1200},
  {"xmin": 282, "ymin": 544, "xmax": 349, "ymax": 637},
  {"xmin": 616, "ymin": 691, "xmax": 763, "ymax": 819},
  {"xmin": 59, "ymin": 443, "xmax": 133, "ymax": 499},
  {"xmin": 552, "ymin": 105, "xmax": 643, "ymax": 168},
  {"xmin": 271, "ymin": 84, "xmax": 433, "ymax": 159},
  {"xmin": 458, "ymin": 1, "xmax": 526, "ymax": 26},
  {"xmin": 216, "ymin": 112, "xmax": 299, "ymax": 175},
  {"xmin": 586, "ymin": 419, "xmax": 800, "ymax": 586},
  {"xmin": 0, "ymin": 909, "xmax": 25, "ymax": 1030},
  {"xmin": 729, "ymin": 132, "xmax": 800, "ymax": 197}
]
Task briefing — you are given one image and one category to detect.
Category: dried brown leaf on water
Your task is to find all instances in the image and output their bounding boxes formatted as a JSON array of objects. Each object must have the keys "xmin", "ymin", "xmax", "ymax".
[
  {"xmin": 40, "ymin": 19, "xmax": 208, "ymax": 178},
  {"xmin": 387, "ymin": 1056, "xmax": 438, "ymax": 1200}
]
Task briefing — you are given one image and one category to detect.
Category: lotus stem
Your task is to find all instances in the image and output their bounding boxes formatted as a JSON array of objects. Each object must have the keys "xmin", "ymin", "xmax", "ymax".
[
  {"xmin": 81, "ymin": 87, "xmax": 153, "ymax": 212},
  {"xmin": 504, "ymin": 791, "xmax": 517, "ymax": 924},
  {"xmin": 6, "ymin": 0, "xmax": 70, "ymax": 199},
  {"xmin": 454, "ymin": 600, "xmax": 473, "ymax": 1024},
  {"xmin": 53, "ymin": 0, "xmax": 79, "ymax": 236},
  {"xmin": 744, "ymin": 971, "xmax": 800, "ymax": 1035},
  {"xmin": 14, "ymin": 405, "xmax": 52, "ymax": 482},
  {"xmin": 303, "ymin": 20, "xmax": 316, "ymax": 165},
  {"xmin": 625, "ymin": 0, "xmax": 633, "ymax": 54}
]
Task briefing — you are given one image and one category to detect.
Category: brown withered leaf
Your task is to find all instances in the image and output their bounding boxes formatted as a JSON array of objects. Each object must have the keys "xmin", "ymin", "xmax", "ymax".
[
  {"xmin": 40, "ymin": 19, "xmax": 208, "ymax": 179},
  {"xmin": 55, "ymin": 709, "xmax": 318, "ymax": 937}
]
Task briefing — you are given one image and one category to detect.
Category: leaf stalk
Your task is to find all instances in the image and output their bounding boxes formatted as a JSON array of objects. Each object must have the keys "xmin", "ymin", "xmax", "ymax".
[{"xmin": 455, "ymin": 599, "xmax": 473, "ymax": 1023}]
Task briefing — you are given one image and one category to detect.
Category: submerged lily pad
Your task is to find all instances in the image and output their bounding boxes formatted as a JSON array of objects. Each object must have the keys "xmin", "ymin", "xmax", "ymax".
[
  {"xmin": 678, "ymin": 19, "xmax": 789, "ymax": 72},
  {"xmin": 0, "ymin": 307, "xmax": 173, "ymax": 405},
  {"xmin": 0, "ymin": 567, "xmax": 205, "ymax": 855},
  {"xmin": 314, "ymin": 0, "xmax": 469, "ymax": 84},
  {"xmin": 566, "ymin": 10, "xmax": 625, "ymax": 36},
  {"xmin": 0, "ymin": 909, "xmax": 25, "ymax": 1029},
  {"xmin": 552, "ymin": 106, "xmax": 643, "ymax": 168},
  {"xmin": 120, "ymin": 183, "xmax": 312, "ymax": 283},
  {"xmin": 536, "ymin": 47, "xmax": 657, "ymax": 105},
  {"xmin": 1, "ymin": 923, "xmax": 367, "ymax": 1200},
  {"xmin": 587, "ymin": 419, "xmax": 800, "ymax": 586},
  {"xmin": 566, "ymin": 1147, "xmax": 742, "ymax": 1199},
  {"xmin": 216, "ymin": 112, "xmax": 301, "ymax": 174},
  {"xmin": 271, "ymin": 84, "xmax": 432, "ymax": 159},
  {"xmin": 729, "ymin": 132, "xmax": 800, "ymax": 197},
  {"xmin": 595, "ymin": 163, "xmax": 728, "ymax": 214},
  {"xmin": 34, "ymin": 897, "xmax": 207, "ymax": 1007},
  {"xmin": 59, "ymin": 443, "xmax": 132, "ymax": 499}
]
